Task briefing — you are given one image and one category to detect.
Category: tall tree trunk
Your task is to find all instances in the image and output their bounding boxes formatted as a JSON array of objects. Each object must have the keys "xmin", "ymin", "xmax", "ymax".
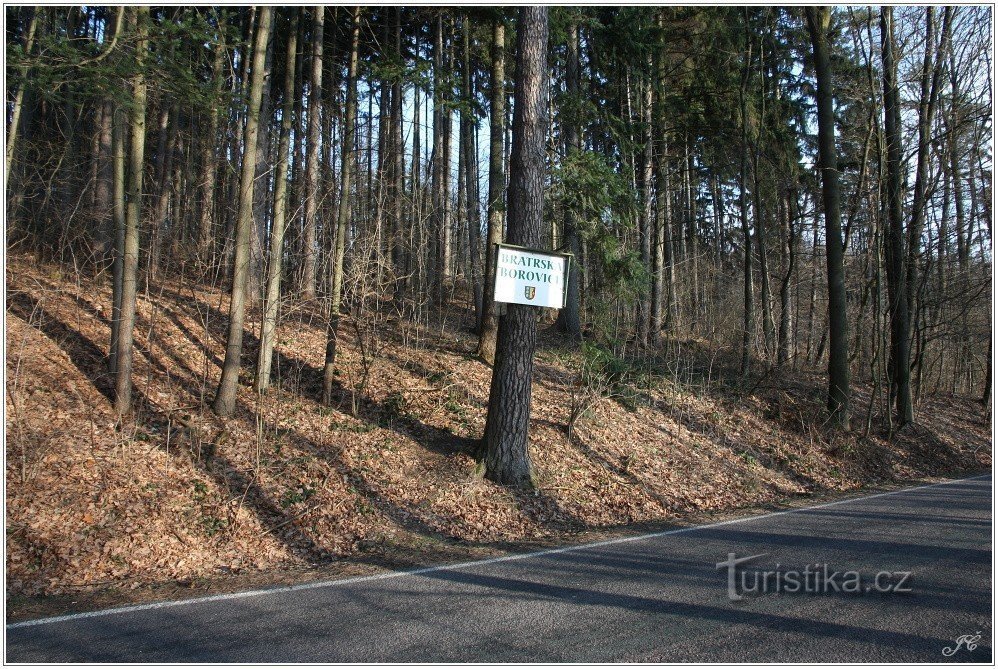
[
  {"xmin": 390, "ymin": 8, "xmax": 406, "ymax": 309},
  {"xmin": 249, "ymin": 27, "xmax": 275, "ymax": 308},
  {"xmin": 554, "ymin": 20, "xmax": 583, "ymax": 341},
  {"xmin": 462, "ymin": 19, "xmax": 484, "ymax": 331},
  {"xmin": 482, "ymin": 6, "xmax": 548, "ymax": 488},
  {"xmin": 430, "ymin": 14, "xmax": 446, "ymax": 304},
  {"xmin": 739, "ymin": 24, "xmax": 754, "ymax": 377},
  {"xmin": 5, "ymin": 8, "xmax": 38, "ymax": 189},
  {"xmin": 905, "ymin": 7, "xmax": 950, "ymax": 318},
  {"xmin": 93, "ymin": 98, "xmax": 115, "ymax": 259},
  {"xmin": 777, "ymin": 189, "xmax": 797, "ymax": 367},
  {"xmin": 322, "ymin": 7, "xmax": 361, "ymax": 406},
  {"xmin": 476, "ymin": 19, "xmax": 507, "ymax": 362},
  {"xmin": 150, "ymin": 103, "xmax": 179, "ymax": 280},
  {"xmin": 108, "ymin": 106, "xmax": 126, "ymax": 376},
  {"xmin": 300, "ymin": 8, "xmax": 323, "ymax": 301},
  {"xmin": 198, "ymin": 12, "xmax": 226, "ymax": 266},
  {"xmin": 637, "ymin": 67, "xmax": 654, "ymax": 348},
  {"xmin": 653, "ymin": 12, "xmax": 673, "ymax": 336},
  {"xmin": 113, "ymin": 7, "xmax": 148, "ymax": 418},
  {"xmin": 213, "ymin": 7, "xmax": 272, "ymax": 417},
  {"xmin": 255, "ymin": 9, "xmax": 298, "ymax": 393},
  {"xmin": 880, "ymin": 6, "xmax": 913, "ymax": 426},
  {"xmin": 807, "ymin": 6, "xmax": 850, "ymax": 429}
]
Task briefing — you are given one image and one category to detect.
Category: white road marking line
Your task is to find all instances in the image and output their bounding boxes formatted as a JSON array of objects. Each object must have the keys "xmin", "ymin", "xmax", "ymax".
[{"xmin": 7, "ymin": 473, "xmax": 990, "ymax": 630}]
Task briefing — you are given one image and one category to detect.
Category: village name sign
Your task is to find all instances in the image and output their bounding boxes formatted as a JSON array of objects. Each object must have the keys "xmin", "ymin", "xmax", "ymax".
[{"xmin": 492, "ymin": 243, "xmax": 572, "ymax": 309}]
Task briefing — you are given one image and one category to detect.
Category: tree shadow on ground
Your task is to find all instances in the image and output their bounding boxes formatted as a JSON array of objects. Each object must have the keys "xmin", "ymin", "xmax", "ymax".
[{"xmin": 6, "ymin": 288, "xmax": 331, "ymax": 564}]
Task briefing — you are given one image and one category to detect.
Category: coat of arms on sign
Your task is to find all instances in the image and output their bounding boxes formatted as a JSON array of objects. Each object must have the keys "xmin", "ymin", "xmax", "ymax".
[{"xmin": 524, "ymin": 286, "xmax": 536, "ymax": 300}]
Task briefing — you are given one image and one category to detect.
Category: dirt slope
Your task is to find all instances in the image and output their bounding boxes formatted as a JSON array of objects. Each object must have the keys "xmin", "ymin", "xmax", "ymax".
[{"xmin": 5, "ymin": 254, "xmax": 991, "ymax": 601}]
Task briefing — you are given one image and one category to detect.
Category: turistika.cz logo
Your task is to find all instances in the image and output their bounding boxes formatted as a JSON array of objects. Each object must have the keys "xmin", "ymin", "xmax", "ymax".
[{"xmin": 716, "ymin": 553, "xmax": 913, "ymax": 602}]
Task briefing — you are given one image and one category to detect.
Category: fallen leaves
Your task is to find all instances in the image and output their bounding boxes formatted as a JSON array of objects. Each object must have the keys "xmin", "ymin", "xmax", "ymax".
[{"xmin": 4, "ymin": 254, "xmax": 991, "ymax": 598}]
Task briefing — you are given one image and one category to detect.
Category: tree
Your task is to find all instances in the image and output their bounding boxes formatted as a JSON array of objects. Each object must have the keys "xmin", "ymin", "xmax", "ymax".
[
  {"xmin": 481, "ymin": 6, "xmax": 549, "ymax": 488},
  {"xmin": 880, "ymin": 7, "xmax": 913, "ymax": 426},
  {"xmin": 461, "ymin": 17, "xmax": 484, "ymax": 331},
  {"xmin": 213, "ymin": 6, "xmax": 273, "ymax": 417},
  {"xmin": 806, "ymin": 6, "xmax": 850, "ymax": 429},
  {"xmin": 476, "ymin": 18, "xmax": 507, "ymax": 363},
  {"xmin": 300, "ymin": 8, "xmax": 323, "ymax": 301},
  {"xmin": 554, "ymin": 18, "xmax": 582, "ymax": 342},
  {"xmin": 5, "ymin": 7, "xmax": 38, "ymax": 189},
  {"xmin": 738, "ymin": 15, "xmax": 754, "ymax": 377},
  {"xmin": 255, "ymin": 9, "xmax": 299, "ymax": 393},
  {"xmin": 322, "ymin": 7, "xmax": 362, "ymax": 406},
  {"xmin": 112, "ymin": 6, "xmax": 148, "ymax": 418}
]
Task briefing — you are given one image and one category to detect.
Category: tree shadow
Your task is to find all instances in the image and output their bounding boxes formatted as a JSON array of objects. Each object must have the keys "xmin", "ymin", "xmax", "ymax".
[
  {"xmin": 5, "ymin": 288, "xmax": 331, "ymax": 565},
  {"xmin": 537, "ymin": 417, "xmax": 676, "ymax": 515}
]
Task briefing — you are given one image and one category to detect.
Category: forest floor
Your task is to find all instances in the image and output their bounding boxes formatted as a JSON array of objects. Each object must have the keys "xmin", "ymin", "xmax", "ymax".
[{"xmin": 5, "ymin": 252, "xmax": 991, "ymax": 622}]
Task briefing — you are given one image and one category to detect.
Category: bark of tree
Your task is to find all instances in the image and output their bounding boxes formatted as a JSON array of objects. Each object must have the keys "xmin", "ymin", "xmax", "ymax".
[
  {"xmin": 213, "ymin": 7, "xmax": 272, "ymax": 417},
  {"xmin": 462, "ymin": 20, "xmax": 484, "ymax": 331},
  {"xmin": 93, "ymin": 99, "xmax": 114, "ymax": 257},
  {"xmin": 300, "ymin": 8, "xmax": 323, "ymax": 301},
  {"xmin": 430, "ymin": 15, "xmax": 446, "ymax": 304},
  {"xmin": 905, "ymin": 7, "xmax": 950, "ymax": 318},
  {"xmin": 198, "ymin": 13, "xmax": 226, "ymax": 265},
  {"xmin": 255, "ymin": 9, "xmax": 298, "ymax": 393},
  {"xmin": 108, "ymin": 106, "xmax": 126, "ymax": 376},
  {"xmin": 637, "ymin": 71, "xmax": 653, "ymax": 348},
  {"xmin": 482, "ymin": 6, "xmax": 548, "ymax": 489},
  {"xmin": 777, "ymin": 190, "xmax": 797, "ymax": 367},
  {"xmin": 149, "ymin": 103, "xmax": 179, "ymax": 280},
  {"xmin": 390, "ymin": 8, "xmax": 406, "ymax": 308},
  {"xmin": 739, "ymin": 26, "xmax": 754, "ymax": 378},
  {"xmin": 5, "ymin": 8, "xmax": 38, "ymax": 189},
  {"xmin": 113, "ymin": 7, "xmax": 148, "ymax": 418},
  {"xmin": 880, "ymin": 6, "xmax": 913, "ymax": 426},
  {"xmin": 807, "ymin": 6, "xmax": 850, "ymax": 429},
  {"xmin": 249, "ymin": 27, "xmax": 275, "ymax": 307},
  {"xmin": 322, "ymin": 7, "xmax": 361, "ymax": 406},
  {"xmin": 476, "ymin": 20, "xmax": 507, "ymax": 363},
  {"xmin": 554, "ymin": 20, "xmax": 583, "ymax": 342}
]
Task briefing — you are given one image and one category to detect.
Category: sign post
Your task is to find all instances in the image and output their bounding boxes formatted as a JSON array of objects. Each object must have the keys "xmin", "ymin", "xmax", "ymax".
[{"xmin": 491, "ymin": 243, "xmax": 572, "ymax": 309}]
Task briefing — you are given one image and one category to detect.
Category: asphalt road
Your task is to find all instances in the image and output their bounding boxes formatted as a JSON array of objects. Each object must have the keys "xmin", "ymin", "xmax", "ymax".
[{"xmin": 6, "ymin": 475, "xmax": 992, "ymax": 662}]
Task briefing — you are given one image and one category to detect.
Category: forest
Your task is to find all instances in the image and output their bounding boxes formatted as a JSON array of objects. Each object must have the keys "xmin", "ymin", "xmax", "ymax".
[{"xmin": 4, "ymin": 6, "xmax": 993, "ymax": 601}]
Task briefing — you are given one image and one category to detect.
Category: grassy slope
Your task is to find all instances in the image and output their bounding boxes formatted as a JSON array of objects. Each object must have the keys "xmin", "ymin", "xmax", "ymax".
[{"xmin": 5, "ymin": 254, "xmax": 991, "ymax": 600}]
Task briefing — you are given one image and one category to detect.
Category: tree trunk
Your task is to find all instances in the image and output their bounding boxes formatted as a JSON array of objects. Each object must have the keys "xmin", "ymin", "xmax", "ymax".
[
  {"xmin": 322, "ymin": 7, "xmax": 361, "ymax": 406},
  {"xmin": 113, "ymin": 6, "xmax": 148, "ymax": 418},
  {"xmin": 249, "ymin": 27, "xmax": 275, "ymax": 308},
  {"xmin": 198, "ymin": 12, "xmax": 226, "ymax": 266},
  {"xmin": 149, "ymin": 103, "xmax": 179, "ymax": 280},
  {"xmin": 880, "ymin": 6, "xmax": 913, "ymax": 426},
  {"xmin": 93, "ymin": 98, "xmax": 114, "ymax": 258},
  {"xmin": 777, "ymin": 189, "xmax": 797, "ymax": 367},
  {"xmin": 739, "ymin": 27, "xmax": 754, "ymax": 377},
  {"xmin": 905, "ymin": 7, "xmax": 950, "ymax": 318},
  {"xmin": 807, "ymin": 6, "xmax": 850, "ymax": 429},
  {"xmin": 476, "ymin": 19, "xmax": 507, "ymax": 362},
  {"xmin": 300, "ymin": 8, "xmax": 323, "ymax": 301},
  {"xmin": 462, "ymin": 20, "xmax": 484, "ymax": 331},
  {"xmin": 213, "ymin": 7, "xmax": 272, "ymax": 417},
  {"xmin": 482, "ymin": 6, "xmax": 548, "ymax": 489},
  {"xmin": 108, "ymin": 106, "xmax": 126, "ymax": 376},
  {"xmin": 255, "ymin": 9, "xmax": 298, "ymax": 393},
  {"xmin": 554, "ymin": 20, "xmax": 583, "ymax": 342},
  {"xmin": 390, "ymin": 8, "xmax": 406, "ymax": 308},
  {"xmin": 637, "ymin": 65, "xmax": 654, "ymax": 348},
  {"xmin": 5, "ymin": 8, "xmax": 38, "ymax": 189}
]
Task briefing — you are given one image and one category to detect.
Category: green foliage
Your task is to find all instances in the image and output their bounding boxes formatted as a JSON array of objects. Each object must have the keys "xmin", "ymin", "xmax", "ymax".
[
  {"xmin": 281, "ymin": 484, "xmax": 316, "ymax": 508},
  {"xmin": 381, "ymin": 391, "xmax": 409, "ymax": 423},
  {"xmin": 551, "ymin": 149, "xmax": 649, "ymax": 340}
]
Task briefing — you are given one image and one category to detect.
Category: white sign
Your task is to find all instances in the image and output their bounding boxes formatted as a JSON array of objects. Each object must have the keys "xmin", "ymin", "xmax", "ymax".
[{"xmin": 493, "ymin": 244, "xmax": 570, "ymax": 309}]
